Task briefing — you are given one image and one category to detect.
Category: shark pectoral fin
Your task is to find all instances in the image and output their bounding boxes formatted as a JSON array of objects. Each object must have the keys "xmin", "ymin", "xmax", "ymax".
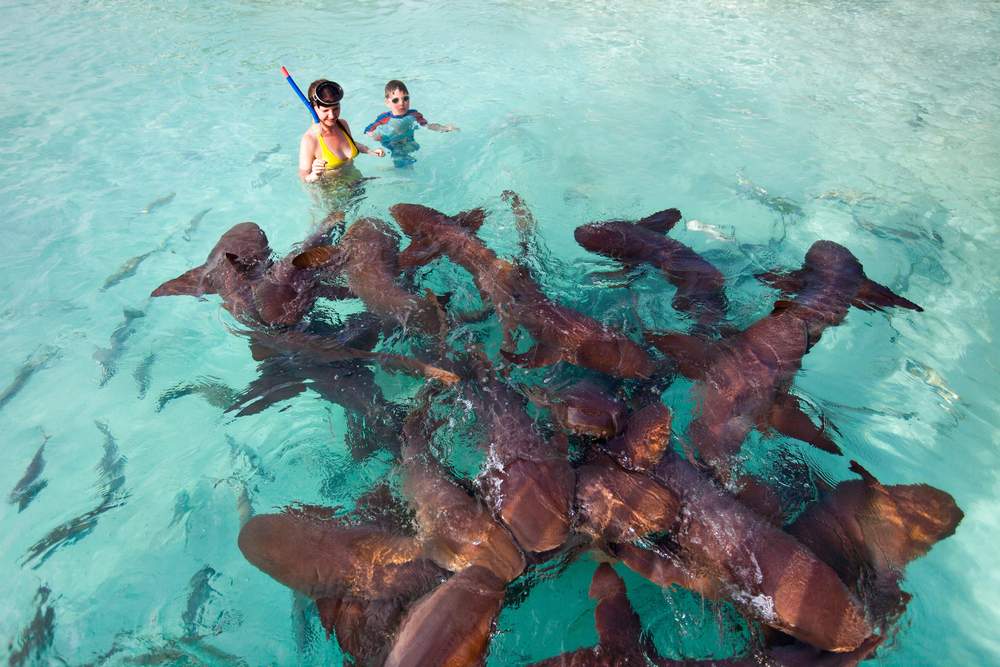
[
  {"xmin": 151, "ymin": 266, "xmax": 210, "ymax": 297},
  {"xmin": 500, "ymin": 342, "xmax": 562, "ymax": 368},
  {"xmin": 398, "ymin": 238, "xmax": 444, "ymax": 269},
  {"xmin": 291, "ymin": 245, "xmax": 342, "ymax": 270},
  {"xmin": 453, "ymin": 208, "xmax": 485, "ymax": 232},
  {"xmin": 768, "ymin": 394, "xmax": 842, "ymax": 455},
  {"xmin": 635, "ymin": 207, "xmax": 682, "ymax": 233},
  {"xmin": 853, "ymin": 277, "xmax": 923, "ymax": 312},
  {"xmin": 643, "ymin": 331, "xmax": 711, "ymax": 379},
  {"xmin": 755, "ymin": 268, "xmax": 806, "ymax": 295}
]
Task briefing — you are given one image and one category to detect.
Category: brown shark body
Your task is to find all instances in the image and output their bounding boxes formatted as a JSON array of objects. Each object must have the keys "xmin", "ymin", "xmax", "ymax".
[
  {"xmin": 237, "ymin": 509, "xmax": 447, "ymax": 665},
  {"xmin": 293, "ymin": 217, "xmax": 448, "ymax": 335},
  {"xmin": 390, "ymin": 203, "xmax": 656, "ymax": 379},
  {"xmin": 466, "ymin": 353, "xmax": 575, "ymax": 554},
  {"xmin": 530, "ymin": 563, "xmax": 882, "ymax": 667},
  {"xmin": 646, "ymin": 241, "xmax": 922, "ymax": 479},
  {"xmin": 575, "ymin": 208, "xmax": 728, "ymax": 329},
  {"xmin": 151, "ymin": 221, "xmax": 349, "ymax": 327},
  {"xmin": 641, "ymin": 452, "xmax": 873, "ymax": 652},
  {"xmin": 788, "ymin": 460, "xmax": 963, "ymax": 626}
]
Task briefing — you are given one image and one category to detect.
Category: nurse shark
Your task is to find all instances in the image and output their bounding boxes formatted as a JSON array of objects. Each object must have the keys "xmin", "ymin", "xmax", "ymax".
[
  {"xmin": 151, "ymin": 220, "xmax": 351, "ymax": 327},
  {"xmin": 575, "ymin": 207, "xmax": 729, "ymax": 330},
  {"xmin": 292, "ymin": 217, "xmax": 450, "ymax": 337},
  {"xmin": 645, "ymin": 240, "xmax": 922, "ymax": 481},
  {"xmin": 390, "ymin": 202, "xmax": 657, "ymax": 379}
]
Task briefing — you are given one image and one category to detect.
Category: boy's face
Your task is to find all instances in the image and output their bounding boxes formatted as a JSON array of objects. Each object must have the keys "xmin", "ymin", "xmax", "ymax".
[{"xmin": 385, "ymin": 89, "xmax": 410, "ymax": 115}]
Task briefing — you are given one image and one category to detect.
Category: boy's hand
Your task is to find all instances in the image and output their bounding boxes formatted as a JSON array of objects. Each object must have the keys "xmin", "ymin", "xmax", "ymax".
[{"xmin": 371, "ymin": 148, "xmax": 386, "ymax": 157}]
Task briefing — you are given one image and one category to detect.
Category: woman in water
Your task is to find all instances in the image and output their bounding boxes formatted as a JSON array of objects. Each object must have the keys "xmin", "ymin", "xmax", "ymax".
[{"xmin": 298, "ymin": 79, "xmax": 384, "ymax": 183}]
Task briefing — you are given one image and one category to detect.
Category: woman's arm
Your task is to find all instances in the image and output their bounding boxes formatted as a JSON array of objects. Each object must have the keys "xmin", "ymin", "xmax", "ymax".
[
  {"xmin": 298, "ymin": 131, "xmax": 325, "ymax": 183},
  {"xmin": 344, "ymin": 120, "xmax": 385, "ymax": 157},
  {"xmin": 356, "ymin": 142, "xmax": 385, "ymax": 157}
]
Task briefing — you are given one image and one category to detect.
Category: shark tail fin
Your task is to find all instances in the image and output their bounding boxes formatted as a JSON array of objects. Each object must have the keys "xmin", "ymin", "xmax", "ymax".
[
  {"xmin": 292, "ymin": 245, "xmax": 342, "ymax": 270},
  {"xmin": 853, "ymin": 277, "xmax": 923, "ymax": 312},
  {"xmin": 151, "ymin": 266, "xmax": 211, "ymax": 297},
  {"xmin": 635, "ymin": 208, "xmax": 682, "ymax": 234}
]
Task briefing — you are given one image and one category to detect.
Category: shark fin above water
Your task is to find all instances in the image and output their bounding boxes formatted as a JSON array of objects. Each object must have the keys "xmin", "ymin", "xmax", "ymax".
[
  {"xmin": 635, "ymin": 207, "xmax": 682, "ymax": 234},
  {"xmin": 291, "ymin": 245, "xmax": 343, "ymax": 270},
  {"xmin": 452, "ymin": 207, "xmax": 486, "ymax": 232}
]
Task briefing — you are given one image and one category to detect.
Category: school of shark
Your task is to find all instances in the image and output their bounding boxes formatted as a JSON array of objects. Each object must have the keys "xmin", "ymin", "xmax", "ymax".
[{"xmin": 141, "ymin": 192, "xmax": 961, "ymax": 666}]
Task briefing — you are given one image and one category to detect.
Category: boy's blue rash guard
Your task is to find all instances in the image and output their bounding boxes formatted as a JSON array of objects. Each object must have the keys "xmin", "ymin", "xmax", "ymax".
[{"xmin": 364, "ymin": 109, "xmax": 428, "ymax": 144}]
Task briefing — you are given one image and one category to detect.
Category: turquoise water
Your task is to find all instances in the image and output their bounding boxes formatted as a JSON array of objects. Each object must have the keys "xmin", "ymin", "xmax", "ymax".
[{"xmin": 1, "ymin": 0, "xmax": 999, "ymax": 664}]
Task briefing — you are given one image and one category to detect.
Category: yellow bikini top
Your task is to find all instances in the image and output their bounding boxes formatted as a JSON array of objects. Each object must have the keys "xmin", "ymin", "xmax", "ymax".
[{"xmin": 315, "ymin": 120, "xmax": 359, "ymax": 169}]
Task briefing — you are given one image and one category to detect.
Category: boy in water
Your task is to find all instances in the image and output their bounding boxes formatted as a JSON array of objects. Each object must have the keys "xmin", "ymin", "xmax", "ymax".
[{"xmin": 364, "ymin": 80, "xmax": 458, "ymax": 167}]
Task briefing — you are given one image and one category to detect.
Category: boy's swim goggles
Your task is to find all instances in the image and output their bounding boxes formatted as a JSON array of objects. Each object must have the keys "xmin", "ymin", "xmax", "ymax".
[{"xmin": 311, "ymin": 81, "xmax": 344, "ymax": 106}]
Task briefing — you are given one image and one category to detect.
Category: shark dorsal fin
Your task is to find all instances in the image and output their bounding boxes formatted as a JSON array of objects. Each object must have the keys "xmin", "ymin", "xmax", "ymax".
[
  {"xmin": 636, "ymin": 208, "xmax": 682, "ymax": 234},
  {"xmin": 292, "ymin": 245, "xmax": 342, "ymax": 270},
  {"xmin": 452, "ymin": 208, "xmax": 485, "ymax": 232}
]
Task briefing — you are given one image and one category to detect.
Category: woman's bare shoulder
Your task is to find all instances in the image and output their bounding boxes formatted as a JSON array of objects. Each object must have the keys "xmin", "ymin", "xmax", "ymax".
[{"xmin": 300, "ymin": 125, "xmax": 319, "ymax": 143}]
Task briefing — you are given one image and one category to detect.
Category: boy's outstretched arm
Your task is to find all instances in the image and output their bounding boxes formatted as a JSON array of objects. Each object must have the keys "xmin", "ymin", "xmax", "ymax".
[{"xmin": 413, "ymin": 111, "xmax": 457, "ymax": 132}]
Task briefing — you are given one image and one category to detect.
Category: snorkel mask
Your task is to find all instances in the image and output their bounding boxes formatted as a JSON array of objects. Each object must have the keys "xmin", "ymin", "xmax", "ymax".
[{"xmin": 311, "ymin": 81, "xmax": 344, "ymax": 107}]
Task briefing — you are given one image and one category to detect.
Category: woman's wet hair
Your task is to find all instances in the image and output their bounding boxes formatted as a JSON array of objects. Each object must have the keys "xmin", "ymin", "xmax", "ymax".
[{"xmin": 384, "ymin": 80, "xmax": 409, "ymax": 97}]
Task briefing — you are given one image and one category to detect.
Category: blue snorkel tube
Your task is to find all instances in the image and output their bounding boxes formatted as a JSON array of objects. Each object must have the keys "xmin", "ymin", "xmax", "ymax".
[{"xmin": 282, "ymin": 66, "xmax": 319, "ymax": 123}]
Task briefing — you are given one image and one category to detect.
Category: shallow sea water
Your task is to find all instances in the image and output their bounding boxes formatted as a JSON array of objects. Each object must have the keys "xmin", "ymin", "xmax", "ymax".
[{"xmin": 1, "ymin": 1, "xmax": 998, "ymax": 664}]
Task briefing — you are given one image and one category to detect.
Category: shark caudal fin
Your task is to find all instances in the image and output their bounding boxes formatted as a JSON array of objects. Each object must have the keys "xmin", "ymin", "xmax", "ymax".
[
  {"xmin": 643, "ymin": 331, "xmax": 713, "ymax": 379},
  {"xmin": 151, "ymin": 266, "xmax": 211, "ymax": 297},
  {"xmin": 635, "ymin": 208, "xmax": 682, "ymax": 234},
  {"xmin": 853, "ymin": 277, "xmax": 924, "ymax": 312},
  {"xmin": 291, "ymin": 245, "xmax": 343, "ymax": 270}
]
